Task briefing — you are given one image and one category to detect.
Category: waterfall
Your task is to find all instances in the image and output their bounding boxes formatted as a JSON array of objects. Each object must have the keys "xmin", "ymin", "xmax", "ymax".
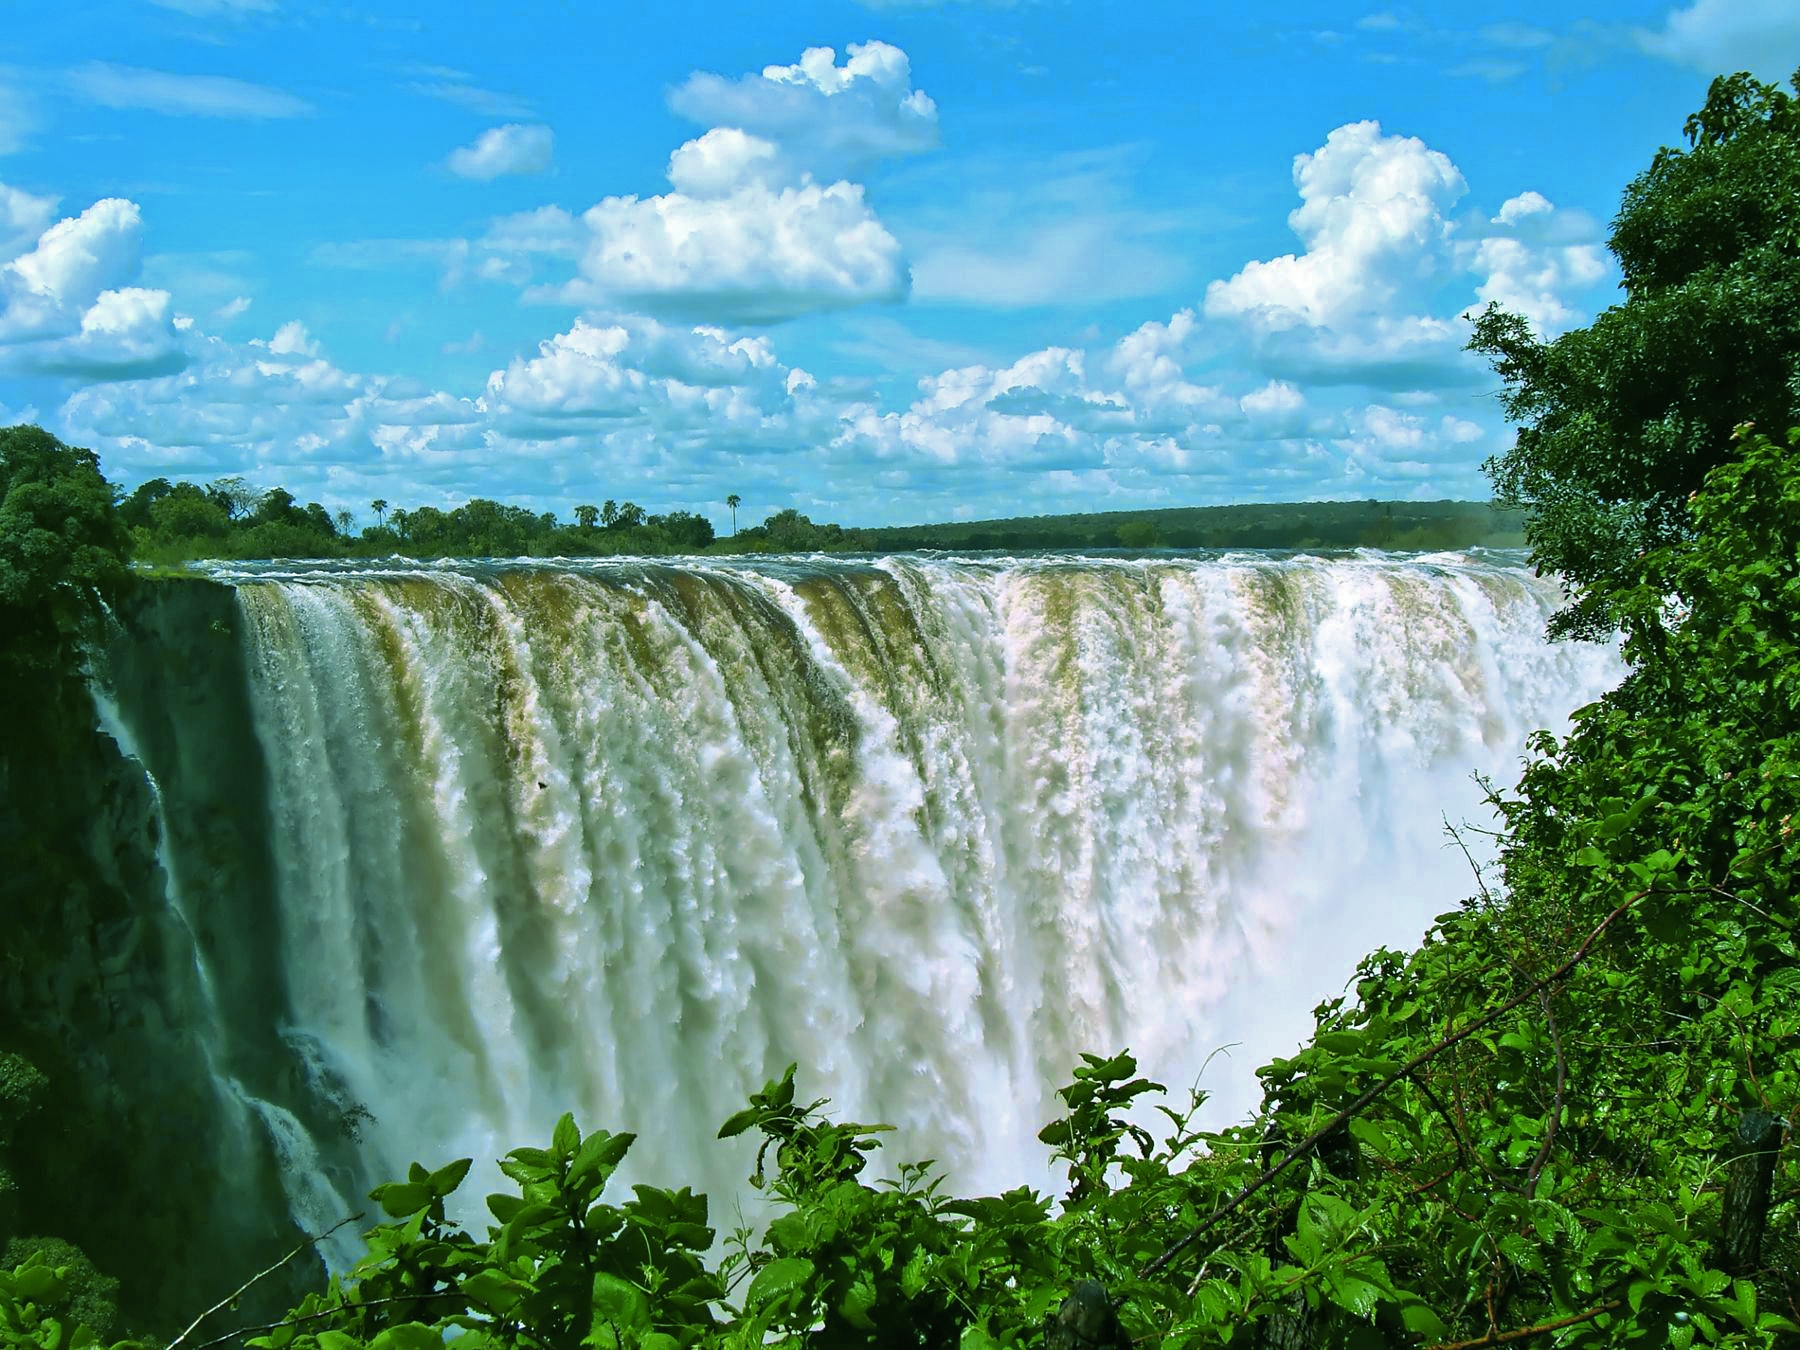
[
  {"xmin": 87, "ymin": 688, "xmax": 362, "ymax": 1266},
  {"xmin": 149, "ymin": 550, "xmax": 1616, "ymax": 1219}
]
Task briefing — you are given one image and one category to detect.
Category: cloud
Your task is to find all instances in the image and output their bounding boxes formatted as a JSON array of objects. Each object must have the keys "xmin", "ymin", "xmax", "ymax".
[
  {"xmin": 22, "ymin": 287, "xmax": 188, "ymax": 379},
  {"xmin": 447, "ymin": 124, "xmax": 554, "ymax": 180},
  {"xmin": 0, "ymin": 183, "xmax": 57, "ymax": 259},
  {"xmin": 1200, "ymin": 121, "xmax": 1611, "ymax": 384},
  {"xmin": 667, "ymin": 128, "xmax": 782, "ymax": 196},
  {"xmin": 51, "ymin": 280, "xmax": 1512, "ymax": 523},
  {"xmin": 1, "ymin": 198, "xmax": 147, "ymax": 340},
  {"xmin": 68, "ymin": 63, "xmax": 311, "ymax": 119},
  {"xmin": 1333, "ymin": 403, "xmax": 1485, "ymax": 483},
  {"xmin": 1207, "ymin": 121, "xmax": 1467, "ymax": 331},
  {"xmin": 0, "ymin": 194, "xmax": 187, "ymax": 380},
  {"xmin": 477, "ymin": 43, "xmax": 937, "ymax": 324},
  {"xmin": 214, "ymin": 295, "xmax": 252, "ymax": 322},
  {"xmin": 400, "ymin": 65, "xmax": 532, "ymax": 118},
  {"xmin": 669, "ymin": 41, "xmax": 938, "ymax": 181},
  {"xmin": 1465, "ymin": 192, "xmax": 1608, "ymax": 333},
  {"xmin": 1640, "ymin": 0, "xmax": 1800, "ymax": 80},
  {"xmin": 531, "ymin": 182, "xmax": 905, "ymax": 323},
  {"xmin": 31, "ymin": 61, "xmax": 1606, "ymax": 517}
]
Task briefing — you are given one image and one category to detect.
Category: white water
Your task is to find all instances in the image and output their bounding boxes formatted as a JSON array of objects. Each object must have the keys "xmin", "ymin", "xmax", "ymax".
[{"xmin": 203, "ymin": 551, "xmax": 1618, "ymax": 1212}]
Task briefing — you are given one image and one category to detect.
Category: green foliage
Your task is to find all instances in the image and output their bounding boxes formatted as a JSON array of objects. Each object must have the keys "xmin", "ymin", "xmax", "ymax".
[
  {"xmin": 0, "ymin": 1241, "xmax": 119, "ymax": 1343},
  {"xmin": 1472, "ymin": 68, "xmax": 1800, "ymax": 638},
  {"xmin": 0, "ymin": 426, "xmax": 132, "ymax": 675},
  {"xmin": 0, "ymin": 1248, "xmax": 132, "ymax": 1350}
]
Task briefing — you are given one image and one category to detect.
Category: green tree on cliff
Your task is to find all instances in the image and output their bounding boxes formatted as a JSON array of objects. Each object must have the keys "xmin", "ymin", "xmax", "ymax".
[
  {"xmin": 0, "ymin": 426, "xmax": 132, "ymax": 676},
  {"xmin": 1470, "ymin": 68, "xmax": 1800, "ymax": 638}
]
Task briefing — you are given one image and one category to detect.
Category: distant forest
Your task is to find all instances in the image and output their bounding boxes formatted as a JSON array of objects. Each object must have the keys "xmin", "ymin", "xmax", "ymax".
[
  {"xmin": 860, "ymin": 498, "xmax": 1527, "ymax": 553},
  {"xmin": 120, "ymin": 472, "xmax": 1526, "ymax": 564}
]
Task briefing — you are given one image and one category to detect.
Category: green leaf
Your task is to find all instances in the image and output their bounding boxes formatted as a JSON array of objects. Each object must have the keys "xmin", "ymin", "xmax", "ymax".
[
  {"xmin": 427, "ymin": 1158, "xmax": 472, "ymax": 1199},
  {"xmin": 1323, "ymin": 1272, "xmax": 1385, "ymax": 1319},
  {"xmin": 838, "ymin": 1277, "xmax": 878, "ymax": 1330},
  {"xmin": 588, "ymin": 1272, "xmax": 649, "ymax": 1334},
  {"xmin": 368, "ymin": 1181, "xmax": 431, "ymax": 1218},
  {"xmin": 746, "ymin": 1257, "xmax": 815, "ymax": 1309},
  {"xmin": 570, "ymin": 1130, "xmax": 635, "ymax": 1186},
  {"xmin": 1398, "ymin": 1299, "xmax": 1447, "ymax": 1338},
  {"xmin": 368, "ymin": 1325, "xmax": 443, "ymax": 1350},
  {"xmin": 8, "ymin": 1265, "xmax": 59, "ymax": 1302},
  {"xmin": 717, "ymin": 1107, "xmax": 761, "ymax": 1139},
  {"xmin": 552, "ymin": 1112, "xmax": 580, "ymax": 1158}
]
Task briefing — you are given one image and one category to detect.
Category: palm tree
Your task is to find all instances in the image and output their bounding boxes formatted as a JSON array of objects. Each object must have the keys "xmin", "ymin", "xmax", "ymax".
[
  {"xmin": 726, "ymin": 494, "xmax": 741, "ymax": 537},
  {"xmin": 371, "ymin": 498, "xmax": 389, "ymax": 528}
]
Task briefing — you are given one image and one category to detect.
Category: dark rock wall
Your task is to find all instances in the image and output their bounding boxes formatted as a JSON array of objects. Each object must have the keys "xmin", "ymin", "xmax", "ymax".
[{"xmin": 0, "ymin": 577, "xmax": 343, "ymax": 1333}]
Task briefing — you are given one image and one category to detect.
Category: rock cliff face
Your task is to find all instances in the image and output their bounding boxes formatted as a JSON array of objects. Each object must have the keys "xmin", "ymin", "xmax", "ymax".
[{"xmin": 0, "ymin": 578, "xmax": 330, "ymax": 1331}]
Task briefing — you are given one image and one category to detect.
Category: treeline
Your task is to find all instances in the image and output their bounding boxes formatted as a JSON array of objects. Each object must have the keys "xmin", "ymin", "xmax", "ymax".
[
  {"xmin": 121, "ymin": 478, "xmax": 720, "ymax": 563},
  {"xmin": 120, "ymin": 476, "xmax": 1525, "ymax": 567},
  {"xmin": 862, "ymin": 498, "xmax": 1527, "ymax": 553}
]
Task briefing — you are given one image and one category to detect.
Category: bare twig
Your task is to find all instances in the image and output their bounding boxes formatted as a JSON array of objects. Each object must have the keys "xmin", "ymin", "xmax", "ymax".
[
  {"xmin": 168, "ymin": 1213, "xmax": 364, "ymax": 1350},
  {"xmin": 1140, "ymin": 890, "xmax": 1652, "ymax": 1281},
  {"xmin": 1523, "ymin": 990, "xmax": 1565, "ymax": 1200},
  {"xmin": 1425, "ymin": 1298, "xmax": 1622, "ymax": 1349},
  {"xmin": 1444, "ymin": 816, "xmax": 1497, "ymax": 909}
]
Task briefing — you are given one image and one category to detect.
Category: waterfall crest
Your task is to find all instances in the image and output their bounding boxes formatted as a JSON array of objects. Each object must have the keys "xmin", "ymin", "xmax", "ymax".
[{"xmin": 134, "ymin": 552, "xmax": 1618, "ymax": 1214}]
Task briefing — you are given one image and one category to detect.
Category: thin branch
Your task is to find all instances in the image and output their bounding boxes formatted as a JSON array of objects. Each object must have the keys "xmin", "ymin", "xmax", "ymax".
[
  {"xmin": 1444, "ymin": 816, "xmax": 1497, "ymax": 909},
  {"xmin": 1705, "ymin": 883, "xmax": 1793, "ymax": 931},
  {"xmin": 1140, "ymin": 889, "xmax": 1652, "ymax": 1281},
  {"xmin": 185, "ymin": 1290, "xmax": 469, "ymax": 1350},
  {"xmin": 168, "ymin": 1213, "xmax": 364, "ymax": 1350},
  {"xmin": 1425, "ymin": 1298, "xmax": 1622, "ymax": 1349},
  {"xmin": 1523, "ymin": 991, "xmax": 1565, "ymax": 1201},
  {"xmin": 1408, "ymin": 1164, "xmax": 1459, "ymax": 1198},
  {"xmin": 1408, "ymin": 1069, "xmax": 1482, "ymax": 1176}
]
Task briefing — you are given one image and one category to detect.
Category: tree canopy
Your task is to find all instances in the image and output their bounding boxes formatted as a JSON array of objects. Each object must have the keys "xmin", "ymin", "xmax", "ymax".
[
  {"xmin": 0, "ymin": 426, "xmax": 132, "ymax": 677},
  {"xmin": 1471, "ymin": 68, "xmax": 1800, "ymax": 638}
]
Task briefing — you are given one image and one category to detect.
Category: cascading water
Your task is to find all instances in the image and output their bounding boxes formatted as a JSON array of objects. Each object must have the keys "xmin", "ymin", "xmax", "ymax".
[
  {"xmin": 126, "ymin": 549, "xmax": 1618, "ymax": 1224},
  {"xmin": 86, "ymin": 688, "xmax": 362, "ymax": 1268}
]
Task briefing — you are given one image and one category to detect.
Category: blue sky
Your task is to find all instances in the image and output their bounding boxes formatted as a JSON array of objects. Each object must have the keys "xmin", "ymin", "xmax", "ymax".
[{"xmin": 0, "ymin": 0, "xmax": 1795, "ymax": 530}]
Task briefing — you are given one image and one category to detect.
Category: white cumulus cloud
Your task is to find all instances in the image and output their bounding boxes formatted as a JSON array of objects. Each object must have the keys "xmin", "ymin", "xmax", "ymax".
[
  {"xmin": 478, "ymin": 42, "xmax": 934, "ymax": 324},
  {"xmin": 544, "ymin": 181, "xmax": 906, "ymax": 323},
  {"xmin": 667, "ymin": 128, "xmax": 782, "ymax": 197},
  {"xmin": 1466, "ymin": 193, "xmax": 1608, "ymax": 334},
  {"xmin": 1207, "ymin": 120, "xmax": 1467, "ymax": 331},
  {"xmin": 447, "ymin": 124, "xmax": 555, "ymax": 180},
  {"xmin": 669, "ymin": 41, "xmax": 937, "ymax": 181},
  {"xmin": 1201, "ymin": 122, "xmax": 1612, "ymax": 384}
]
